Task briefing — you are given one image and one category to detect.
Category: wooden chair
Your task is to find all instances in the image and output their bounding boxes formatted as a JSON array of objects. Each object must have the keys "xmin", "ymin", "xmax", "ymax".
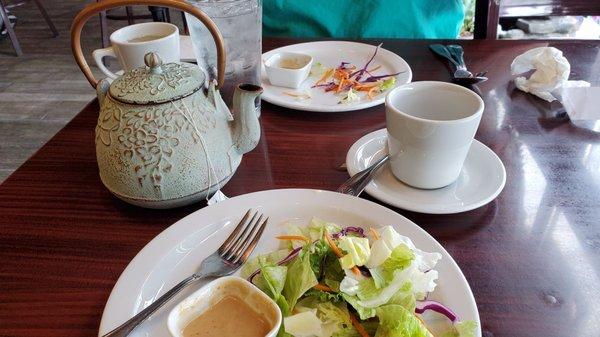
[{"xmin": 0, "ymin": 0, "xmax": 58, "ymax": 56}]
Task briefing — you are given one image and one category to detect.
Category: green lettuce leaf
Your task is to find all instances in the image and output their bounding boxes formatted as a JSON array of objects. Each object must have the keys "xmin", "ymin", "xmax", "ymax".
[
  {"xmin": 240, "ymin": 249, "xmax": 289, "ymax": 278},
  {"xmin": 342, "ymin": 293, "xmax": 376, "ymax": 320},
  {"xmin": 340, "ymin": 88, "xmax": 360, "ymax": 104},
  {"xmin": 375, "ymin": 304, "xmax": 433, "ymax": 337},
  {"xmin": 284, "ymin": 310, "xmax": 323, "ymax": 337},
  {"xmin": 284, "ymin": 223, "xmax": 308, "ymax": 249},
  {"xmin": 316, "ymin": 301, "xmax": 351, "ymax": 330},
  {"xmin": 386, "ymin": 283, "xmax": 416, "ymax": 312},
  {"xmin": 357, "ymin": 277, "xmax": 382, "ymax": 301},
  {"xmin": 323, "ymin": 252, "xmax": 345, "ymax": 283},
  {"xmin": 338, "ymin": 236, "xmax": 371, "ymax": 269},
  {"xmin": 308, "ymin": 218, "xmax": 341, "ymax": 241},
  {"xmin": 333, "ymin": 321, "xmax": 379, "ymax": 337},
  {"xmin": 283, "ymin": 249, "xmax": 318, "ymax": 310},
  {"xmin": 304, "ymin": 288, "xmax": 344, "ymax": 303},
  {"xmin": 381, "ymin": 244, "xmax": 414, "ymax": 272},
  {"xmin": 379, "ymin": 77, "xmax": 396, "ymax": 91},
  {"xmin": 441, "ymin": 321, "xmax": 479, "ymax": 337},
  {"xmin": 309, "ymin": 239, "xmax": 331, "ymax": 275},
  {"xmin": 262, "ymin": 265, "xmax": 287, "ymax": 297},
  {"xmin": 372, "ymin": 243, "xmax": 415, "ymax": 285},
  {"xmin": 370, "ymin": 267, "xmax": 389, "ymax": 289},
  {"xmin": 261, "ymin": 265, "xmax": 291, "ymax": 316}
]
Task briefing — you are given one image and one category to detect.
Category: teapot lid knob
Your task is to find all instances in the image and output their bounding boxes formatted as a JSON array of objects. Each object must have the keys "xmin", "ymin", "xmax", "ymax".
[{"xmin": 144, "ymin": 52, "xmax": 163, "ymax": 74}]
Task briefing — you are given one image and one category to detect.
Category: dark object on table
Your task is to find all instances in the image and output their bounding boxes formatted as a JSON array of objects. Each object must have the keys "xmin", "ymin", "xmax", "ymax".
[{"xmin": 429, "ymin": 44, "xmax": 488, "ymax": 85}]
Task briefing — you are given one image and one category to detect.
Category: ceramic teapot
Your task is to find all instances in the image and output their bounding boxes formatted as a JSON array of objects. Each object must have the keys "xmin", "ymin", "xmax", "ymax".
[{"xmin": 71, "ymin": 0, "xmax": 262, "ymax": 208}]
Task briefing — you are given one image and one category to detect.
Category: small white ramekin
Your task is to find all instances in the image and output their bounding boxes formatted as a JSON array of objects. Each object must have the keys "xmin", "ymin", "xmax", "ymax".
[
  {"xmin": 167, "ymin": 276, "xmax": 282, "ymax": 337},
  {"xmin": 264, "ymin": 52, "xmax": 313, "ymax": 88}
]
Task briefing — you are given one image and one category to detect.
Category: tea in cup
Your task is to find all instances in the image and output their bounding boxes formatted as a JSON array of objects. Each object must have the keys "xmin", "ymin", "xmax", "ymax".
[{"xmin": 92, "ymin": 22, "xmax": 180, "ymax": 79}]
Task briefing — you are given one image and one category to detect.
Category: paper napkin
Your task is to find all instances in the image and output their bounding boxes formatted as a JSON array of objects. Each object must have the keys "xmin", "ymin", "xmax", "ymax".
[{"xmin": 511, "ymin": 47, "xmax": 590, "ymax": 102}]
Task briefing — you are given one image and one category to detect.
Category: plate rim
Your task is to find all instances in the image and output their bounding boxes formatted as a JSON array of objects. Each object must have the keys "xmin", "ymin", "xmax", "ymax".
[
  {"xmin": 346, "ymin": 129, "xmax": 507, "ymax": 214},
  {"xmin": 99, "ymin": 188, "xmax": 480, "ymax": 335},
  {"xmin": 260, "ymin": 41, "xmax": 413, "ymax": 113}
]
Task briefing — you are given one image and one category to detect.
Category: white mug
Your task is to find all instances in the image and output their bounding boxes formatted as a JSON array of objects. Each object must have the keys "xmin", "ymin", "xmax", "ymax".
[
  {"xmin": 92, "ymin": 22, "xmax": 180, "ymax": 79},
  {"xmin": 385, "ymin": 81, "xmax": 484, "ymax": 189}
]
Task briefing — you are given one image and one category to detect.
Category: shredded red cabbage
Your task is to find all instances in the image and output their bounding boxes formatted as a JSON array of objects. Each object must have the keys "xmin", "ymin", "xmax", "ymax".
[
  {"xmin": 332, "ymin": 226, "xmax": 366, "ymax": 239},
  {"xmin": 338, "ymin": 61, "xmax": 351, "ymax": 70},
  {"xmin": 415, "ymin": 300, "xmax": 459, "ymax": 323},
  {"xmin": 363, "ymin": 71, "xmax": 406, "ymax": 83},
  {"xmin": 351, "ymin": 43, "xmax": 382, "ymax": 82},
  {"xmin": 247, "ymin": 246, "xmax": 303, "ymax": 283}
]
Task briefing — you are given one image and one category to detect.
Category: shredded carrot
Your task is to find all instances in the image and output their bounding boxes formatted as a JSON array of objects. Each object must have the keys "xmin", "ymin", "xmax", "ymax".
[
  {"xmin": 336, "ymin": 78, "xmax": 346, "ymax": 93},
  {"xmin": 325, "ymin": 232, "xmax": 362, "ymax": 276},
  {"xmin": 367, "ymin": 87, "xmax": 378, "ymax": 100},
  {"xmin": 315, "ymin": 68, "xmax": 334, "ymax": 85},
  {"xmin": 369, "ymin": 227, "xmax": 380, "ymax": 240},
  {"xmin": 283, "ymin": 91, "xmax": 310, "ymax": 98},
  {"xmin": 349, "ymin": 312, "xmax": 371, "ymax": 337},
  {"xmin": 313, "ymin": 284, "xmax": 334, "ymax": 292},
  {"xmin": 354, "ymin": 82, "xmax": 379, "ymax": 90},
  {"xmin": 276, "ymin": 235, "xmax": 310, "ymax": 243},
  {"xmin": 324, "ymin": 232, "xmax": 344, "ymax": 257}
]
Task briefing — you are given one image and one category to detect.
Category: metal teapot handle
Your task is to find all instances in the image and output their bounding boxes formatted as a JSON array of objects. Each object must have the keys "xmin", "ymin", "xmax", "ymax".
[{"xmin": 71, "ymin": 0, "xmax": 226, "ymax": 89}]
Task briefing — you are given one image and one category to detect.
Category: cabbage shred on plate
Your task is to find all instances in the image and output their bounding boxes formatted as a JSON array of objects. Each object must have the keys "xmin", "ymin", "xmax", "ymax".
[{"xmin": 240, "ymin": 218, "xmax": 478, "ymax": 337}]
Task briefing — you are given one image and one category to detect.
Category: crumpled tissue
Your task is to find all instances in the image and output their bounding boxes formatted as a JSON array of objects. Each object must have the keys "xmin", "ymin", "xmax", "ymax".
[{"xmin": 510, "ymin": 47, "xmax": 590, "ymax": 102}]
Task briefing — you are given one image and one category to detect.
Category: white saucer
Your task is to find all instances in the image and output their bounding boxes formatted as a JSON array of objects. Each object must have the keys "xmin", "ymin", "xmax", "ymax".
[{"xmin": 346, "ymin": 129, "xmax": 506, "ymax": 214}]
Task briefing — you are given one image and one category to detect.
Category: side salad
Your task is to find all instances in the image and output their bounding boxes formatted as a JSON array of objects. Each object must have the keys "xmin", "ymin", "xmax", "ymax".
[
  {"xmin": 284, "ymin": 44, "xmax": 404, "ymax": 104},
  {"xmin": 241, "ymin": 219, "xmax": 478, "ymax": 337}
]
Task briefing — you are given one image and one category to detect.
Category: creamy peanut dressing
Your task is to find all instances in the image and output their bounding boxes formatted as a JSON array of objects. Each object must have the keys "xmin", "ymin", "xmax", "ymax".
[
  {"xmin": 182, "ymin": 296, "xmax": 271, "ymax": 337},
  {"xmin": 278, "ymin": 58, "xmax": 306, "ymax": 69}
]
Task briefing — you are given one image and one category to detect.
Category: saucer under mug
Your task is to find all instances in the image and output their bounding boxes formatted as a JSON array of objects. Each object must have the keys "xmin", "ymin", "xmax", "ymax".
[{"xmin": 346, "ymin": 129, "xmax": 506, "ymax": 214}]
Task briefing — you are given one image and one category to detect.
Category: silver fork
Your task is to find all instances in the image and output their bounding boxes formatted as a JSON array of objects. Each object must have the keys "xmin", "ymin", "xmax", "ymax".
[
  {"xmin": 337, "ymin": 155, "xmax": 389, "ymax": 196},
  {"xmin": 102, "ymin": 210, "xmax": 268, "ymax": 337}
]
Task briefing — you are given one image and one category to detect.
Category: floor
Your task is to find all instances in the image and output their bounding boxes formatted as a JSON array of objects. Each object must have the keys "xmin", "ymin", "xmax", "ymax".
[{"xmin": 0, "ymin": 1, "xmax": 183, "ymax": 183}]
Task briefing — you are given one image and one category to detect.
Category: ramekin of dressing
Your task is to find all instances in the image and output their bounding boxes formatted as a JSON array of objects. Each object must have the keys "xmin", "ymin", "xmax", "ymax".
[
  {"xmin": 167, "ymin": 276, "xmax": 281, "ymax": 337},
  {"xmin": 264, "ymin": 52, "xmax": 313, "ymax": 88}
]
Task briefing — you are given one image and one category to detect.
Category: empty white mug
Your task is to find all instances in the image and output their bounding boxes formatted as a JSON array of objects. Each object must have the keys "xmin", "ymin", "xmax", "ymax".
[
  {"xmin": 385, "ymin": 81, "xmax": 484, "ymax": 189},
  {"xmin": 92, "ymin": 22, "xmax": 180, "ymax": 79}
]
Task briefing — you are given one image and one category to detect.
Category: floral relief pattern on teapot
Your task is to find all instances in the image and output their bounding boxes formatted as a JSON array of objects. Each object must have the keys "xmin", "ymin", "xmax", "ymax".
[
  {"xmin": 96, "ymin": 88, "xmax": 218, "ymax": 190},
  {"xmin": 111, "ymin": 61, "xmax": 196, "ymax": 100}
]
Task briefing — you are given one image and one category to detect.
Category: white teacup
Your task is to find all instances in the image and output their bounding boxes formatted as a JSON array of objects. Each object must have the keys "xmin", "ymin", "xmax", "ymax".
[
  {"xmin": 385, "ymin": 81, "xmax": 484, "ymax": 189},
  {"xmin": 92, "ymin": 22, "xmax": 180, "ymax": 79}
]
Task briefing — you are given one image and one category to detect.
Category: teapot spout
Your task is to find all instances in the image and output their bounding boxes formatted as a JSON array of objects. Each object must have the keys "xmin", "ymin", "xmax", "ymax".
[{"xmin": 231, "ymin": 83, "xmax": 263, "ymax": 154}]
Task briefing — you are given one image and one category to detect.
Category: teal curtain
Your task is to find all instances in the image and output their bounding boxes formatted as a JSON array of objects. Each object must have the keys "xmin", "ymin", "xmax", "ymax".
[{"xmin": 263, "ymin": 0, "xmax": 465, "ymax": 39}]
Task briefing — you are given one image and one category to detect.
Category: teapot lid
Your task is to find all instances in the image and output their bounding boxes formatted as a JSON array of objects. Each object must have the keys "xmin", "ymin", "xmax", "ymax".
[{"xmin": 109, "ymin": 52, "xmax": 205, "ymax": 105}]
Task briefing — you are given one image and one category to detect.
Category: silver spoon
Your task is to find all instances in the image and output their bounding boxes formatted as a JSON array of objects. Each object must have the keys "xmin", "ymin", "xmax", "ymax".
[{"xmin": 337, "ymin": 155, "xmax": 389, "ymax": 196}]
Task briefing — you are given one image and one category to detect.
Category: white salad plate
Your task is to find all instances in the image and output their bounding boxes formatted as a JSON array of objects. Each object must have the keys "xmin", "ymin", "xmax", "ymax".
[
  {"xmin": 99, "ymin": 189, "xmax": 480, "ymax": 337},
  {"xmin": 261, "ymin": 41, "xmax": 412, "ymax": 113},
  {"xmin": 346, "ymin": 129, "xmax": 506, "ymax": 214}
]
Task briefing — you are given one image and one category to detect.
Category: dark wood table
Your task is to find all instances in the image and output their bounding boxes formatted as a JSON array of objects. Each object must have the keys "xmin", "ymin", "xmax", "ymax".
[{"xmin": 1, "ymin": 39, "xmax": 599, "ymax": 337}]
